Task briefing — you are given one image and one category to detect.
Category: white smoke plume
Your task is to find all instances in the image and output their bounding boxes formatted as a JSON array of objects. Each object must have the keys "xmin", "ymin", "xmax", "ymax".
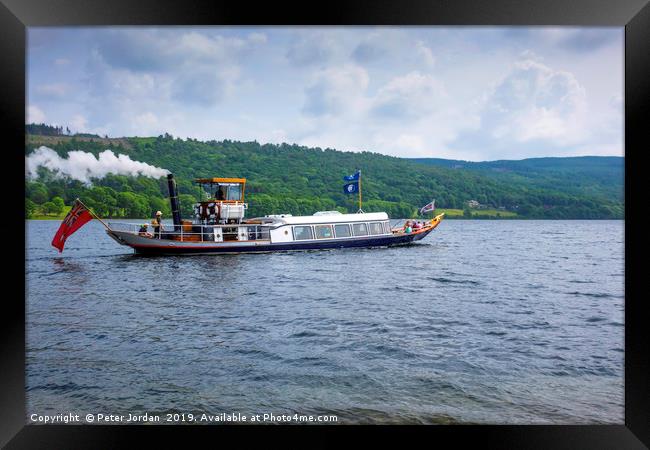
[{"xmin": 26, "ymin": 146, "xmax": 169, "ymax": 183}]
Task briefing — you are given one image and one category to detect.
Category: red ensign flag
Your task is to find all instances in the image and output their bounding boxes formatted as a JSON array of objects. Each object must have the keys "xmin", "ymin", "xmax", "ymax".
[{"xmin": 51, "ymin": 199, "xmax": 94, "ymax": 253}]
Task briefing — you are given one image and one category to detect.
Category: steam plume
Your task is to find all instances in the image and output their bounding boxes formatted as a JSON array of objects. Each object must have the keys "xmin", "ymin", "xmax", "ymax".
[{"xmin": 26, "ymin": 146, "xmax": 169, "ymax": 183}]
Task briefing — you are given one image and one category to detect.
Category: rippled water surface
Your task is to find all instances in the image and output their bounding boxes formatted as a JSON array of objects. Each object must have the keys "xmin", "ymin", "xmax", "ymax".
[{"xmin": 26, "ymin": 219, "xmax": 624, "ymax": 424}]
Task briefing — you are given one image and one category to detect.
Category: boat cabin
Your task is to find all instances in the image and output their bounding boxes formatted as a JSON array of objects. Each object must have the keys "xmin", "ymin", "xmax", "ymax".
[
  {"xmin": 193, "ymin": 177, "xmax": 247, "ymax": 224},
  {"xmin": 263, "ymin": 212, "xmax": 392, "ymax": 244}
]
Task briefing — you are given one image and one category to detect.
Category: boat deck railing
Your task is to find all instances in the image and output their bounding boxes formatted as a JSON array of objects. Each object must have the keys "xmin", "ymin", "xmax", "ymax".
[
  {"xmin": 390, "ymin": 213, "xmax": 445, "ymax": 234},
  {"xmin": 107, "ymin": 213, "xmax": 444, "ymax": 243},
  {"xmin": 107, "ymin": 221, "xmax": 271, "ymax": 242}
]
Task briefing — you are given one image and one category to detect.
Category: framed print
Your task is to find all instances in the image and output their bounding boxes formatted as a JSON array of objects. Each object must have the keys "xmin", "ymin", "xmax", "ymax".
[{"xmin": 2, "ymin": 0, "xmax": 649, "ymax": 447}]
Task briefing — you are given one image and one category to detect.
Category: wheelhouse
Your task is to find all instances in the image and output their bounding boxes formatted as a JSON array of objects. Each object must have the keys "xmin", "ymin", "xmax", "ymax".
[
  {"xmin": 195, "ymin": 177, "xmax": 246, "ymax": 203},
  {"xmin": 193, "ymin": 177, "xmax": 247, "ymax": 225}
]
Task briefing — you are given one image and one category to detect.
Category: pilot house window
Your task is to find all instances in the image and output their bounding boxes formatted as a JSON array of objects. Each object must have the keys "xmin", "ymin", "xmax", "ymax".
[
  {"xmin": 293, "ymin": 226, "xmax": 313, "ymax": 240},
  {"xmin": 214, "ymin": 184, "xmax": 242, "ymax": 201},
  {"xmin": 226, "ymin": 184, "xmax": 242, "ymax": 201}
]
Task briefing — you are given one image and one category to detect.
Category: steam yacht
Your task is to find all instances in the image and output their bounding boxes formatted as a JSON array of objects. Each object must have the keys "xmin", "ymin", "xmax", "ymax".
[{"xmin": 105, "ymin": 174, "xmax": 444, "ymax": 255}]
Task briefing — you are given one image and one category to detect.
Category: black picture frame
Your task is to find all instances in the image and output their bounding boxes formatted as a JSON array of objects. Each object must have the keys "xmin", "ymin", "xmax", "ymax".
[{"xmin": 3, "ymin": 0, "xmax": 648, "ymax": 447}]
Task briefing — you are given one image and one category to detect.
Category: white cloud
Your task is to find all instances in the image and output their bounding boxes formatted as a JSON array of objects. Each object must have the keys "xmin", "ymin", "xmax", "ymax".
[
  {"xmin": 496, "ymin": 59, "xmax": 587, "ymax": 143},
  {"xmin": 609, "ymin": 93, "xmax": 623, "ymax": 113},
  {"xmin": 371, "ymin": 71, "xmax": 447, "ymax": 119},
  {"xmin": 36, "ymin": 83, "xmax": 69, "ymax": 97},
  {"xmin": 352, "ymin": 35, "xmax": 388, "ymax": 63},
  {"xmin": 95, "ymin": 29, "xmax": 265, "ymax": 72},
  {"xmin": 449, "ymin": 57, "xmax": 590, "ymax": 157},
  {"xmin": 27, "ymin": 27, "xmax": 622, "ymax": 160},
  {"xmin": 394, "ymin": 134, "xmax": 426, "ymax": 153},
  {"xmin": 70, "ymin": 114, "xmax": 88, "ymax": 133},
  {"xmin": 86, "ymin": 51, "xmax": 160, "ymax": 100},
  {"xmin": 415, "ymin": 41, "xmax": 435, "ymax": 68},
  {"xmin": 286, "ymin": 31, "xmax": 341, "ymax": 66},
  {"xmin": 175, "ymin": 32, "xmax": 251, "ymax": 62},
  {"xmin": 27, "ymin": 105, "xmax": 46, "ymax": 123},
  {"xmin": 171, "ymin": 67, "xmax": 239, "ymax": 106},
  {"xmin": 302, "ymin": 64, "xmax": 369, "ymax": 117},
  {"xmin": 85, "ymin": 29, "xmax": 266, "ymax": 112},
  {"xmin": 247, "ymin": 32, "xmax": 267, "ymax": 45},
  {"xmin": 535, "ymin": 28, "xmax": 615, "ymax": 51},
  {"xmin": 133, "ymin": 112, "xmax": 158, "ymax": 129}
]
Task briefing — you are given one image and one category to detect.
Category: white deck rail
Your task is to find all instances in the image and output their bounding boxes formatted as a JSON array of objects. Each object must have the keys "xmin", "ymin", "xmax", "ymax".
[{"xmin": 107, "ymin": 222, "xmax": 271, "ymax": 242}]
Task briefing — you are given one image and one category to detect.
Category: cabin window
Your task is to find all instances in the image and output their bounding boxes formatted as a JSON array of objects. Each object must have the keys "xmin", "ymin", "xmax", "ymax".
[
  {"xmin": 293, "ymin": 226, "xmax": 313, "ymax": 240},
  {"xmin": 226, "ymin": 184, "xmax": 242, "ymax": 201},
  {"xmin": 383, "ymin": 222, "xmax": 391, "ymax": 233},
  {"xmin": 369, "ymin": 222, "xmax": 384, "ymax": 235},
  {"xmin": 211, "ymin": 183, "xmax": 243, "ymax": 201},
  {"xmin": 314, "ymin": 225, "xmax": 334, "ymax": 239},
  {"xmin": 352, "ymin": 223, "xmax": 368, "ymax": 236},
  {"xmin": 334, "ymin": 224, "xmax": 351, "ymax": 238}
]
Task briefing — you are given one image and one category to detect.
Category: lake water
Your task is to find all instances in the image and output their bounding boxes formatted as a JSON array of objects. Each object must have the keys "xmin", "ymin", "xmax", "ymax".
[{"xmin": 25, "ymin": 219, "xmax": 624, "ymax": 424}]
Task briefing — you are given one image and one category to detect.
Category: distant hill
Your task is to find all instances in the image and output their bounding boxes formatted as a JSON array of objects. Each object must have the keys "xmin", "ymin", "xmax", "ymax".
[
  {"xmin": 409, "ymin": 156, "xmax": 624, "ymax": 202},
  {"xmin": 25, "ymin": 127, "xmax": 624, "ymax": 219}
]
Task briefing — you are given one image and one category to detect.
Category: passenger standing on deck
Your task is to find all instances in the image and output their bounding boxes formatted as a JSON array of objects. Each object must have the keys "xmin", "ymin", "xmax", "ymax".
[{"xmin": 152, "ymin": 211, "xmax": 163, "ymax": 238}]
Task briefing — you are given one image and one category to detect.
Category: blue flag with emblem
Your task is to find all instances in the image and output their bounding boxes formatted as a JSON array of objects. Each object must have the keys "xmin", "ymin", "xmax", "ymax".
[
  {"xmin": 343, "ymin": 170, "xmax": 360, "ymax": 181},
  {"xmin": 343, "ymin": 181, "xmax": 359, "ymax": 194}
]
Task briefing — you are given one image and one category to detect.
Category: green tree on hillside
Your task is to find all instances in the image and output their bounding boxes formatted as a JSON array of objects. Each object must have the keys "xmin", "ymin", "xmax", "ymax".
[
  {"xmin": 178, "ymin": 194, "xmax": 198, "ymax": 218},
  {"xmin": 117, "ymin": 191, "xmax": 149, "ymax": 218},
  {"xmin": 26, "ymin": 198, "xmax": 36, "ymax": 218},
  {"xmin": 41, "ymin": 201, "xmax": 57, "ymax": 216},
  {"xmin": 51, "ymin": 196, "xmax": 65, "ymax": 215},
  {"xmin": 27, "ymin": 182, "xmax": 49, "ymax": 204}
]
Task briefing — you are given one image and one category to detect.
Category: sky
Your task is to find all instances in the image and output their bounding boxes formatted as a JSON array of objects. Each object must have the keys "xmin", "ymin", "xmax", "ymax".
[{"xmin": 27, "ymin": 27, "xmax": 623, "ymax": 161}]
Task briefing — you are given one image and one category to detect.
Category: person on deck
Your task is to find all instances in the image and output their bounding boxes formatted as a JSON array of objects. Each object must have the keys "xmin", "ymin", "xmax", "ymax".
[
  {"xmin": 138, "ymin": 223, "xmax": 152, "ymax": 237},
  {"xmin": 216, "ymin": 186, "xmax": 226, "ymax": 200},
  {"xmin": 404, "ymin": 221, "xmax": 412, "ymax": 233},
  {"xmin": 152, "ymin": 211, "xmax": 163, "ymax": 238},
  {"xmin": 413, "ymin": 221, "xmax": 422, "ymax": 230}
]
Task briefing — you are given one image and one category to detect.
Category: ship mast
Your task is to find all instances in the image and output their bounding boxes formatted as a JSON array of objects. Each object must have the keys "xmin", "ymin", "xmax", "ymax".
[{"xmin": 357, "ymin": 169, "xmax": 363, "ymax": 213}]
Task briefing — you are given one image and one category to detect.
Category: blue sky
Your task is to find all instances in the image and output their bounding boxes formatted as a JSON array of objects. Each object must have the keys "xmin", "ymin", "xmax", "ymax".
[{"xmin": 27, "ymin": 27, "xmax": 623, "ymax": 161}]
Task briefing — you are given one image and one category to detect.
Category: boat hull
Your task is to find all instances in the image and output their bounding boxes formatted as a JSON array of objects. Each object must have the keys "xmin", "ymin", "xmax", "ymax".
[{"xmin": 107, "ymin": 226, "xmax": 436, "ymax": 255}]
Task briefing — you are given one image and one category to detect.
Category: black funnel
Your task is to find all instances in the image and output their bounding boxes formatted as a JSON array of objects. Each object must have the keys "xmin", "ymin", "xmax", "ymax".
[{"xmin": 167, "ymin": 174, "xmax": 182, "ymax": 231}]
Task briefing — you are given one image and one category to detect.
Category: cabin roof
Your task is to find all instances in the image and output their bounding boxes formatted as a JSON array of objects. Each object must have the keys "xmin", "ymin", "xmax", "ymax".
[
  {"xmin": 195, "ymin": 177, "xmax": 246, "ymax": 184},
  {"xmin": 260, "ymin": 212, "xmax": 389, "ymax": 225}
]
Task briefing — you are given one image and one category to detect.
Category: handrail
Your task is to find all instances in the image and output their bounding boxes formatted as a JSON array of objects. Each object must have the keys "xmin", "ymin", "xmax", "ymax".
[
  {"xmin": 108, "ymin": 216, "xmax": 411, "ymax": 241},
  {"xmin": 107, "ymin": 221, "xmax": 262, "ymax": 229},
  {"xmin": 107, "ymin": 221, "xmax": 272, "ymax": 242}
]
